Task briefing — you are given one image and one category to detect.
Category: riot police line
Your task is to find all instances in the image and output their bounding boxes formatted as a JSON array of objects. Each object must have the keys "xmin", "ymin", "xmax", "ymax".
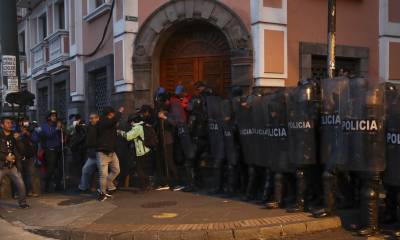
[{"xmin": 159, "ymin": 77, "xmax": 400, "ymax": 237}]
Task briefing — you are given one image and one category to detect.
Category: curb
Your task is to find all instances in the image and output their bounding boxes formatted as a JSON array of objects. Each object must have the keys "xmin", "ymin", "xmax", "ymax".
[{"xmin": 27, "ymin": 216, "xmax": 342, "ymax": 240}]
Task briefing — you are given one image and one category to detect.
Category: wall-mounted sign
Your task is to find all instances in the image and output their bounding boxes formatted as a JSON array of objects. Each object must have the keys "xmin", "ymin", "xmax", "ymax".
[
  {"xmin": 125, "ymin": 16, "xmax": 138, "ymax": 22},
  {"xmin": 1, "ymin": 55, "xmax": 17, "ymax": 77},
  {"xmin": 7, "ymin": 76, "xmax": 19, "ymax": 92}
]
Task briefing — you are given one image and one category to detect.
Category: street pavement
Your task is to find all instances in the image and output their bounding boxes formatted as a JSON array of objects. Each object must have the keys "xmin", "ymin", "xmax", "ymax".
[
  {"xmin": 0, "ymin": 189, "xmax": 343, "ymax": 240},
  {"xmin": 0, "ymin": 218, "xmax": 54, "ymax": 240}
]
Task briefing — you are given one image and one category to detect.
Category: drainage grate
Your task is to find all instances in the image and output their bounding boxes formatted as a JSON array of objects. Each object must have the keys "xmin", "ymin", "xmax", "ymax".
[
  {"xmin": 58, "ymin": 197, "xmax": 93, "ymax": 206},
  {"xmin": 141, "ymin": 201, "xmax": 177, "ymax": 208}
]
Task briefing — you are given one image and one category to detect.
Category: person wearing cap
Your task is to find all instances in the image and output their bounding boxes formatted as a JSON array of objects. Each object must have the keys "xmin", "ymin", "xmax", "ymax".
[
  {"xmin": 33, "ymin": 110, "xmax": 63, "ymax": 192},
  {"xmin": 138, "ymin": 105, "xmax": 156, "ymax": 127},
  {"xmin": 119, "ymin": 114, "xmax": 153, "ymax": 191},
  {"xmin": 96, "ymin": 106, "xmax": 124, "ymax": 201}
]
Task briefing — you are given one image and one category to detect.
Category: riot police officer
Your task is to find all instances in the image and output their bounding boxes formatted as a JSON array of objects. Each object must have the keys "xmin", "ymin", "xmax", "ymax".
[
  {"xmin": 219, "ymin": 86, "xmax": 243, "ymax": 195},
  {"xmin": 312, "ymin": 77, "xmax": 349, "ymax": 218},
  {"xmin": 285, "ymin": 79, "xmax": 320, "ymax": 212},
  {"xmin": 382, "ymin": 82, "xmax": 400, "ymax": 237},
  {"xmin": 234, "ymin": 90, "xmax": 268, "ymax": 201},
  {"xmin": 341, "ymin": 78, "xmax": 385, "ymax": 236},
  {"xmin": 264, "ymin": 89, "xmax": 293, "ymax": 209}
]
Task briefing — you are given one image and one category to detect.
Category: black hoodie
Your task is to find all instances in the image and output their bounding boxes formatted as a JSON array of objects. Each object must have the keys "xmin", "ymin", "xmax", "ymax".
[{"xmin": 96, "ymin": 112, "xmax": 121, "ymax": 154}]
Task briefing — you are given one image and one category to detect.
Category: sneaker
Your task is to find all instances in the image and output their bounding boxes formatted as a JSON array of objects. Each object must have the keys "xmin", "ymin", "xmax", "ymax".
[
  {"xmin": 97, "ymin": 189, "xmax": 112, "ymax": 198},
  {"xmin": 105, "ymin": 192, "xmax": 113, "ymax": 198},
  {"xmin": 173, "ymin": 186, "xmax": 185, "ymax": 191},
  {"xmin": 156, "ymin": 185, "xmax": 170, "ymax": 191},
  {"xmin": 107, "ymin": 189, "xmax": 117, "ymax": 196},
  {"xmin": 19, "ymin": 203, "xmax": 30, "ymax": 209},
  {"xmin": 98, "ymin": 194, "xmax": 108, "ymax": 202}
]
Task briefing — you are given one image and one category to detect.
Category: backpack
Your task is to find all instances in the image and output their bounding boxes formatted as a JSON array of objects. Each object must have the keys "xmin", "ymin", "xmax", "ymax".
[{"xmin": 141, "ymin": 125, "xmax": 158, "ymax": 150}]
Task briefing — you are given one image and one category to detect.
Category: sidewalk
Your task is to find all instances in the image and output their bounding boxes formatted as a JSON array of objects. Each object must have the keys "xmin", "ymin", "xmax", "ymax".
[
  {"xmin": 0, "ymin": 190, "xmax": 341, "ymax": 240},
  {"xmin": 0, "ymin": 218, "xmax": 54, "ymax": 240}
]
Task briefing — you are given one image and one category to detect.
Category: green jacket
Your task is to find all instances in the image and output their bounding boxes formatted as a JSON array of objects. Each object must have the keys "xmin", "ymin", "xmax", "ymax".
[{"xmin": 123, "ymin": 122, "xmax": 150, "ymax": 157}]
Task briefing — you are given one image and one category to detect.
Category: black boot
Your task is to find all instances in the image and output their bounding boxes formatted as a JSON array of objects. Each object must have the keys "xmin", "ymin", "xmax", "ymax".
[
  {"xmin": 208, "ymin": 167, "xmax": 223, "ymax": 195},
  {"xmin": 382, "ymin": 184, "xmax": 397, "ymax": 224},
  {"xmin": 260, "ymin": 168, "xmax": 272, "ymax": 204},
  {"xmin": 287, "ymin": 169, "xmax": 305, "ymax": 213},
  {"xmin": 358, "ymin": 174, "xmax": 380, "ymax": 237},
  {"xmin": 226, "ymin": 165, "xmax": 237, "ymax": 196},
  {"xmin": 266, "ymin": 173, "xmax": 284, "ymax": 209},
  {"xmin": 183, "ymin": 167, "xmax": 197, "ymax": 192},
  {"xmin": 312, "ymin": 171, "xmax": 335, "ymax": 218},
  {"xmin": 242, "ymin": 166, "xmax": 257, "ymax": 201}
]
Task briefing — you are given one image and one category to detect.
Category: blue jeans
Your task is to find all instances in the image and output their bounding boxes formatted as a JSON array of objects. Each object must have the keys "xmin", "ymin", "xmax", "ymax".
[
  {"xmin": 97, "ymin": 152, "xmax": 120, "ymax": 194},
  {"xmin": 0, "ymin": 167, "xmax": 26, "ymax": 205},
  {"xmin": 78, "ymin": 157, "xmax": 98, "ymax": 191}
]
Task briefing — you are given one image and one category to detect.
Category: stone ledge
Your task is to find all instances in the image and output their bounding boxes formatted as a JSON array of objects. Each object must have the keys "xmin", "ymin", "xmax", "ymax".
[{"xmin": 25, "ymin": 216, "xmax": 341, "ymax": 240}]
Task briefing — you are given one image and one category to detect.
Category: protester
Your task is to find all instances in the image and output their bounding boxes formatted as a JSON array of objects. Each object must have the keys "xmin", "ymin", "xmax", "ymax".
[
  {"xmin": 96, "ymin": 106, "xmax": 124, "ymax": 201},
  {"xmin": 157, "ymin": 107, "xmax": 180, "ymax": 190},
  {"xmin": 0, "ymin": 116, "xmax": 30, "ymax": 209},
  {"xmin": 33, "ymin": 110, "xmax": 63, "ymax": 192},
  {"xmin": 138, "ymin": 105, "xmax": 156, "ymax": 127},
  {"xmin": 68, "ymin": 114, "xmax": 87, "ymax": 170},
  {"xmin": 17, "ymin": 118, "xmax": 39, "ymax": 197},
  {"xmin": 119, "ymin": 114, "xmax": 154, "ymax": 191},
  {"xmin": 77, "ymin": 113, "xmax": 99, "ymax": 193}
]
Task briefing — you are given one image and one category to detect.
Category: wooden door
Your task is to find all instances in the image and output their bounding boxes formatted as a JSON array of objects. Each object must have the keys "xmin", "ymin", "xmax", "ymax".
[
  {"xmin": 198, "ymin": 56, "xmax": 231, "ymax": 96},
  {"xmin": 160, "ymin": 56, "xmax": 230, "ymax": 96},
  {"xmin": 159, "ymin": 23, "xmax": 231, "ymax": 96}
]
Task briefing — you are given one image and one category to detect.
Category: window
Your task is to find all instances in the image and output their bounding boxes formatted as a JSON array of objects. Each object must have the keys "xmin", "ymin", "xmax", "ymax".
[
  {"xmin": 56, "ymin": 1, "xmax": 65, "ymax": 30},
  {"xmin": 311, "ymin": 55, "xmax": 360, "ymax": 80},
  {"xmin": 84, "ymin": 0, "xmax": 111, "ymax": 22},
  {"xmin": 38, "ymin": 14, "xmax": 47, "ymax": 40},
  {"xmin": 18, "ymin": 31, "xmax": 25, "ymax": 54},
  {"xmin": 95, "ymin": 0, "xmax": 105, "ymax": 8}
]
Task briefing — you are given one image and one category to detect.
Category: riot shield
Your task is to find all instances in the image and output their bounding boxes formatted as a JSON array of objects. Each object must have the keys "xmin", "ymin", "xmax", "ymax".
[
  {"xmin": 320, "ymin": 77, "xmax": 349, "ymax": 170},
  {"xmin": 263, "ymin": 89, "xmax": 291, "ymax": 172},
  {"xmin": 221, "ymin": 99, "xmax": 240, "ymax": 166},
  {"xmin": 340, "ymin": 78, "xmax": 385, "ymax": 172},
  {"xmin": 234, "ymin": 97, "xmax": 257, "ymax": 165},
  {"xmin": 206, "ymin": 96, "xmax": 225, "ymax": 163},
  {"xmin": 250, "ymin": 94, "xmax": 269, "ymax": 167},
  {"xmin": 384, "ymin": 83, "xmax": 400, "ymax": 185},
  {"xmin": 286, "ymin": 82, "xmax": 319, "ymax": 166}
]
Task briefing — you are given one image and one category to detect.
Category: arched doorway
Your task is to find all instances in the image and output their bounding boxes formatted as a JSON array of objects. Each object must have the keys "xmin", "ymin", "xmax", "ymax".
[
  {"xmin": 132, "ymin": 0, "xmax": 252, "ymax": 107},
  {"xmin": 160, "ymin": 22, "xmax": 231, "ymax": 96}
]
